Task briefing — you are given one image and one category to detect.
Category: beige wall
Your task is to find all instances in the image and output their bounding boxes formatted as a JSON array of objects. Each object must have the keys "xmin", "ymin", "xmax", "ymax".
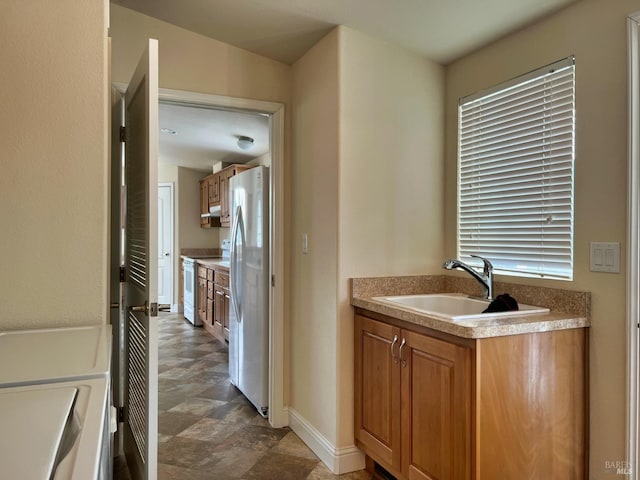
[
  {"xmin": 290, "ymin": 26, "xmax": 445, "ymax": 452},
  {"xmin": 336, "ymin": 27, "xmax": 445, "ymax": 447},
  {"xmin": 0, "ymin": 0, "xmax": 108, "ymax": 329},
  {"xmin": 110, "ymin": 4, "xmax": 291, "ymax": 103},
  {"xmin": 445, "ymin": 0, "xmax": 635, "ymax": 475},
  {"xmin": 291, "ymin": 28, "xmax": 341, "ymax": 444}
]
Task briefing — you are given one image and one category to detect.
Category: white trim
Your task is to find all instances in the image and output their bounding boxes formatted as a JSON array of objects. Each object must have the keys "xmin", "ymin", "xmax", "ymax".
[
  {"xmin": 112, "ymin": 81, "xmax": 288, "ymax": 429},
  {"xmin": 288, "ymin": 408, "xmax": 365, "ymax": 475},
  {"xmin": 171, "ymin": 303, "xmax": 180, "ymax": 313},
  {"xmin": 628, "ymin": 12, "xmax": 640, "ymax": 480},
  {"xmin": 156, "ymin": 86, "xmax": 287, "ymax": 428}
]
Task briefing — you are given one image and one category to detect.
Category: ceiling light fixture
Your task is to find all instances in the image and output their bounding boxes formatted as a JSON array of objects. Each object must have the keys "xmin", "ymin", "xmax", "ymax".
[
  {"xmin": 161, "ymin": 128, "xmax": 177, "ymax": 135},
  {"xmin": 237, "ymin": 136, "xmax": 254, "ymax": 150}
]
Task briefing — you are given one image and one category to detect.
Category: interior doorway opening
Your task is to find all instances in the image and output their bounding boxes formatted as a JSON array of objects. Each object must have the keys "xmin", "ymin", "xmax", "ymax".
[{"xmin": 154, "ymin": 88, "xmax": 286, "ymax": 429}]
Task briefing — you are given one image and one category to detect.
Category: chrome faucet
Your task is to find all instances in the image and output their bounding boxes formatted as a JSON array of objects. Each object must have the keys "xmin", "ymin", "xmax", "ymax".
[{"xmin": 442, "ymin": 255, "xmax": 494, "ymax": 300}]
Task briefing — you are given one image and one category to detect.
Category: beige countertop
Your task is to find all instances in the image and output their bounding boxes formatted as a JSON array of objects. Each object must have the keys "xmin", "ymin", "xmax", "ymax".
[
  {"xmin": 194, "ymin": 258, "xmax": 230, "ymax": 271},
  {"xmin": 351, "ymin": 275, "xmax": 590, "ymax": 339}
]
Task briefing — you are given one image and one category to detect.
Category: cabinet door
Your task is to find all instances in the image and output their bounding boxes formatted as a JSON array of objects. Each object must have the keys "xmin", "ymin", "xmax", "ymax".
[
  {"xmin": 400, "ymin": 330, "xmax": 471, "ymax": 480},
  {"xmin": 220, "ymin": 172, "xmax": 229, "ymax": 227},
  {"xmin": 354, "ymin": 315, "xmax": 401, "ymax": 470},
  {"xmin": 197, "ymin": 277, "xmax": 207, "ymax": 322},
  {"xmin": 206, "ymin": 298, "xmax": 213, "ymax": 326},
  {"xmin": 223, "ymin": 289, "xmax": 230, "ymax": 340},
  {"xmin": 208, "ymin": 174, "xmax": 220, "ymax": 205},
  {"xmin": 200, "ymin": 180, "xmax": 210, "ymax": 227},
  {"xmin": 214, "ymin": 289, "xmax": 224, "ymax": 329}
]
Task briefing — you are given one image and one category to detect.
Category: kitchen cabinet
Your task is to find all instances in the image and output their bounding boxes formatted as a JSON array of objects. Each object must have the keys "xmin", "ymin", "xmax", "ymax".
[
  {"xmin": 197, "ymin": 265, "xmax": 207, "ymax": 323},
  {"xmin": 200, "ymin": 166, "xmax": 251, "ymax": 229},
  {"xmin": 219, "ymin": 165, "xmax": 253, "ymax": 227},
  {"xmin": 199, "ymin": 175, "xmax": 221, "ymax": 229},
  {"xmin": 355, "ymin": 314, "xmax": 469, "ymax": 480},
  {"xmin": 354, "ymin": 312, "xmax": 587, "ymax": 480},
  {"xmin": 199, "ymin": 179, "xmax": 210, "ymax": 227},
  {"xmin": 208, "ymin": 174, "xmax": 220, "ymax": 205},
  {"xmin": 214, "ymin": 270, "xmax": 230, "ymax": 341}
]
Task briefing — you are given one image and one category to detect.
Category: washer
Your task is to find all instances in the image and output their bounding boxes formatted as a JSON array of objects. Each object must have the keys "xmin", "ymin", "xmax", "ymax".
[
  {"xmin": 0, "ymin": 378, "xmax": 109, "ymax": 480},
  {"xmin": 0, "ymin": 325, "xmax": 112, "ymax": 479}
]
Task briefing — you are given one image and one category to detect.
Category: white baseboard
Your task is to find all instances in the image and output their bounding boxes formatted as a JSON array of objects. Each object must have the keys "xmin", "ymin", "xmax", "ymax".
[
  {"xmin": 171, "ymin": 303, "xmax": 182, "ymax": 313},
  {"xmin": 288, "ymin": 408, "xmax": 365, "ymax": 475}
]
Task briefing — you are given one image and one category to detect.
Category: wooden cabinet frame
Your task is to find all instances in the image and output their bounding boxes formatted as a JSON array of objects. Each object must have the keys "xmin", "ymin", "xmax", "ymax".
[{"xmin": 355, "ymin": 310, "xmax": 588, "ymax": 480}]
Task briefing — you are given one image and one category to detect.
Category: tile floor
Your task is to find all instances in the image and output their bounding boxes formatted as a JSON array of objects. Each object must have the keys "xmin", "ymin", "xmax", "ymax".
[{"xmin": 114, "ymin": 312, "xmax": 373, "ymax": 479}]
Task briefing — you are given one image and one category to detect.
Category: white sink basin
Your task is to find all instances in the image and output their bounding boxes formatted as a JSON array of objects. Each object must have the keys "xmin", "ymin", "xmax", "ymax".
[{"xmin": 372, "ymin": 294, "xmax": 549, "ymax": 322}]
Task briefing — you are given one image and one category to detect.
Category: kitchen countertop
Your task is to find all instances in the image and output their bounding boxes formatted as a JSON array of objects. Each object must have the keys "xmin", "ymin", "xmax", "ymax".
[
  {"xmin": 351, "ymin": 275, "xmax": 590, "ymax": 339},
  {"xmin": 194, "ymin": 257, "xmax": 230, "ymax": 271}
]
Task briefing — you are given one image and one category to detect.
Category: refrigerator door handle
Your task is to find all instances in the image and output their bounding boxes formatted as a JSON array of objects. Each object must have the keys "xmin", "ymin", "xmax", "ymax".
[{"xmin": 230, "ymin": 205, "xmax": 245, "ymax": 322}]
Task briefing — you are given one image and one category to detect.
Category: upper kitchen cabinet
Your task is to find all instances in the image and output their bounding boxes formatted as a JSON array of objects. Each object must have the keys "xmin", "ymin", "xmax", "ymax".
[
  {"xmin": 199, "ymin": 174, "xmax": 221, "ymax": 228},
  {"xmin": 200, "ymin": 165, "xmax": 253, "ymax": 229},
  {"xmin": 220, "ymin": 165, "xmax": 253, "ymax": 227}
]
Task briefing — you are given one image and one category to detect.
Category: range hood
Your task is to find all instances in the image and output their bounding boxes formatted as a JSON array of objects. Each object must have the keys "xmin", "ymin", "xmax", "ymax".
[{"xmin": 208, "ymin": 205, "xmax": 221, "ymax": 217}]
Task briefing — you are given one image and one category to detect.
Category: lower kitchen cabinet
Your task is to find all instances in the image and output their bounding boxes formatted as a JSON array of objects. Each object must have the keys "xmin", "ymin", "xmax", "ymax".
[
  {"xmin": 214, "ymin": 270, "xmax": 230, "ymax": 341},
  {"xmin": 354, "ymin": 312, "xmax": 587, "ymax": 480},
  {"xmin": 197, "ymin": 266, "xmax": 208, "ymax": 325}
]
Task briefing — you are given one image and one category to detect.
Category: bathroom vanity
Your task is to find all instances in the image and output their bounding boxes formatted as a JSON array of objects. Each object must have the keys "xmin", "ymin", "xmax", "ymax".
[{"xmin": 351, "ymin": 275, "xmax": 590, "ymax": 480}]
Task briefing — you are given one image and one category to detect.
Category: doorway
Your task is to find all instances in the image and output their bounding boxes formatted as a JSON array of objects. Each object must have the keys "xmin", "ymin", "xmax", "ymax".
[
  {"xmin": 158, "ymin": 183, "xmax": 174, "ymax": 309},
  {"xmin": 156, "ymin": 87, "xmax": 286, "ymax": 428}
]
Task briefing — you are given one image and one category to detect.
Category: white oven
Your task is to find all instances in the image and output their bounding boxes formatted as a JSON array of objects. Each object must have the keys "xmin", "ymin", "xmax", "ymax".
[{"xmin": 183, "ymin": 257, "xmax": 200, "ymax": 325}]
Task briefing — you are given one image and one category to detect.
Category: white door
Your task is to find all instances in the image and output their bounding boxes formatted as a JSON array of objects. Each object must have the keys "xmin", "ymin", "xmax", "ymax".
[
  {"xmin": 157, "ymin": 184, "xmax": 173, "ymax": 307},
  {"xmin": 123, "ymin": 39, "xmax": 159, "ymax": 480}
]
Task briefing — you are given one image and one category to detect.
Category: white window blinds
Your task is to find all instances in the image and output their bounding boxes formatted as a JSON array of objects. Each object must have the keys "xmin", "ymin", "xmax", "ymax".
[{"xmin": 457, "ymin": 56, "xmax": 575, "ymax": 280}]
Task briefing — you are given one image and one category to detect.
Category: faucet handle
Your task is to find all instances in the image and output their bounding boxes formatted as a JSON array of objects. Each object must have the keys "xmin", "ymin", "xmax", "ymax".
[{"xmin": 470, "ymin": 254, "xmax": 493, "ymax": 273}]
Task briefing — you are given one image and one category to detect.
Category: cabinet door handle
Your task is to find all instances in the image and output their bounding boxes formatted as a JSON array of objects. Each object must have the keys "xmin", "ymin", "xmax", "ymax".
[
  {"xmin": 399, "ymin": 338, "xmax": 407, "ymax": 368},
  {"xmin": 390, "ymin": 335, "xmax": 398, "ymax": 364}
]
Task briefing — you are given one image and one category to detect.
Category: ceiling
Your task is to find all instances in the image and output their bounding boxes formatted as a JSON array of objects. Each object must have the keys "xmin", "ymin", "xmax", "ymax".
[
  {"xmin": 112, "ymin": 0, "xmax": 578, "ymax": 65},
  {"xmin": 159, "ymin": 103, "xmax": 269, "ymax": 172},
  {"xmin": 121, "ymin": 0, "xmax": 579, "ymax": 171}
]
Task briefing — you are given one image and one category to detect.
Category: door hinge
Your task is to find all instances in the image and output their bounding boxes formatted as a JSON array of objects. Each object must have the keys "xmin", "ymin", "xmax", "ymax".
[
  {"xmin": 271, "ymin": 275, "xmax": 275, "ymax": 287},
  {"xmin": 119, "ymin": 125, "xmax": 126, "ymax": 143},
  {"xmin": 117, "ymin": 406, "xmax": 125, "ymax": 423},
  {"xmin": 119, "ymin": 265, "xmax": 126, "ymax": 283}
]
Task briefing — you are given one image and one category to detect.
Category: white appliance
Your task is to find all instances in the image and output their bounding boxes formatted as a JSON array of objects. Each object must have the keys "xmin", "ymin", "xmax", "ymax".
[
  {"xmin": 183, "ymin": 256, "xmax": 200, "ymax": 326},
  {"xmin": 0, "ymin": 378, "xmax": 109, "ymax": 480},
  {"xmin": 229, "ymin": 166, "xmax": 270, "ymax": 417},
  {"xmin": 0, "ymin": 325, "xmax": 113, "ymax": 480}
]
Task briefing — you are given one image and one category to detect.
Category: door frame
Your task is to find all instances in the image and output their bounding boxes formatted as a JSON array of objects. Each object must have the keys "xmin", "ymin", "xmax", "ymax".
[
  {"xmin": 627, "ymin": 11, "xmax": 640, "ymax": 478},
  {"xmin": 113, "ymin": 82, "xmax": 287, "ymax": 428},
  {"xmin": 158, "ymin": 182, "xmax": 175, "ymax": 310}
]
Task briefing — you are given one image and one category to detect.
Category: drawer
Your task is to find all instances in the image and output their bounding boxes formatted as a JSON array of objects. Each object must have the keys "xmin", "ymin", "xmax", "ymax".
[
  {"xmin": 207, "ymin": 268, "xmax": 214, "ymax": 282},
  {"xmin": 197, "ymin": 266, "xmax": 207, "ymax": 279},
  {"xmin": 215, "ymin": 271, "xmax": 229, "ymax": 287},
  {"xmin": 207, "ymin": 280, "xmax": 214, "ymax": 299}
]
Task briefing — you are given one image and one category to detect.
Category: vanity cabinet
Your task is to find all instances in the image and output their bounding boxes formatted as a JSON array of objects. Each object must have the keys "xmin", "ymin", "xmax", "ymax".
[
  {"xmin": 355, "ymin": 315, "xmax": 470, "ymax": 480},
  {"xmin": 355, "ymin": 311, "xmax": 587, "ymax": 480}
]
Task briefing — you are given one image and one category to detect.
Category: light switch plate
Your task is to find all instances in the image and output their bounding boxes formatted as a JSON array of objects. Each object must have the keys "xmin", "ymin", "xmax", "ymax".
[
  {"xmin": 590, "ymin": 242, "xmax": 620, "ymax": 273},
  {"xmin": 302, "ymin": 233, "xmax": 309, "ymax": 254}
]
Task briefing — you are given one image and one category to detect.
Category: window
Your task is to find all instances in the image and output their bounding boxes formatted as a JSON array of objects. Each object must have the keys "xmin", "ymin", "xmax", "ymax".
[{"xmin": 457, "ymin": 56, "xmax": 575, "ymax": 280}]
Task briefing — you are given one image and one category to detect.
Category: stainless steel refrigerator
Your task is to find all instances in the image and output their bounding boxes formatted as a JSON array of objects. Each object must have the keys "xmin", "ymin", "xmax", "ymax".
[{"xmin": 229, "ymin": 165, "xmax": 269, "ymax": 417}]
